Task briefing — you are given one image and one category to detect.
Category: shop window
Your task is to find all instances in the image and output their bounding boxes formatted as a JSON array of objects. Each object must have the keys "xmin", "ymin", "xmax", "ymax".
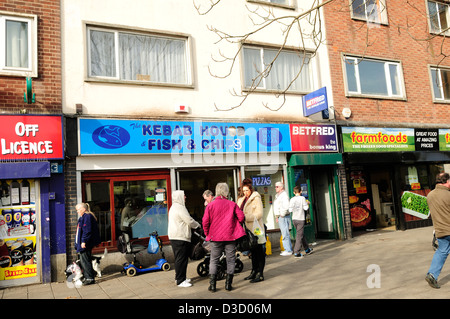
[
  {"xmin": 399, "ymin": 164, "xmax": 444, "ymax": 223},
  {"xmin": 82, "ymin": 171, "xmax": 171, "ymax": 249},
  {"xmin": 244, "ymin": 166, "xmax": 285, "ymax": 231}
]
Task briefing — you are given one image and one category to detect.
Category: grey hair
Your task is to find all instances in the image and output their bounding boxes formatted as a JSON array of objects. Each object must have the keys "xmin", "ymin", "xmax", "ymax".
[
  {"xmin": 215, "ymin": 183, "xmax": 229, "ymax": 197},
  {"xmin": 203, "ymin": 189, "xmax": 213, "ymax": 197}
]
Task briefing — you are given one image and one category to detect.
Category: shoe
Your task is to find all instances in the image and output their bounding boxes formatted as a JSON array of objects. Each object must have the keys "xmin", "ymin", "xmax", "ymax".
[
  {"xmin": 294, "ymin": 253, "xmax": 304, "ymax": 259},
  {"xmin": 225, "ymin": 274, "xmax": 234, "ymax": 291},
  {"xmin": 175, "ymin": 278, "xmax": 191, "ymax": 284},
  {"xmin": 178, "ymin": 279, "xmax": 192, "ymax": 288},
  {"xmin": 250, "ymin": 272, "xmax": 264, "ymax": 283},
  {"xmin": 82, "ymin": 278, "xmax": 95, "ymax": 286},
  {"xmin": 208, "ymin": 274, "xmax": 217, "ymax": 292},
  {"xmin": 244, "ymin": 270, "xmax": 256, "ymax": 280},
  {"xmin": 425, "ymin": 273, "xmax": 440, "ymax": 289},
  {"xmin": 280, "ymin": 251, "xmax": 292, "ymax": 256},
  {"xmin": 305, "ymin": 248, "xmax": 314, "ymax": 255}
]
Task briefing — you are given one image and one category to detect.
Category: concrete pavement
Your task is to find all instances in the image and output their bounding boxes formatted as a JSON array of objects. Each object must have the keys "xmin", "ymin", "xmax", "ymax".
[{"xmin": 1, "ymin": 226, "xmax": 448, "ymax": 300}]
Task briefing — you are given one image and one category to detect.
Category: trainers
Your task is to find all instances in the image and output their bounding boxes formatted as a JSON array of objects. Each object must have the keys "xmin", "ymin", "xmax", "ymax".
[
  {"xmin": 305, "ymin": 248, "xmax": 314, "ymax": 255},
  {"xmin": 178, "ymin": 280, "xmax": 192, "ymax": 287},
  {"xmin": 425, "ymin": 273, "xmax": 440, "ymax": 289},
  {"xmin": 294, "ymin": 253, "xmax": 304, "ymax": 259},
  {"xmin": 280, "ymin": 251, "xmax": 292, "ymax": 256}
]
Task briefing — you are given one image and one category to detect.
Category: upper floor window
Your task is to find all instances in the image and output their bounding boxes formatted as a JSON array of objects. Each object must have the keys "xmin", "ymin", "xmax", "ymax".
[
  {"xmin": 243, "ymin": 45, "xmax": 312, "ymax": 93},
  {"xmin": 344, "ymin": 55, "xmax": 404, "ymax": 98},
  {"xmin": 428, "ymin": 1, "xmax": 450, "ymax": 34},
  {"xmin": 87, "ymin": 26, "xmax": 192, "ymax": 86},
  {"xmin": 350, "ymin": 0, "xmax": 388, "ymax": 24},
  {"xmin": 430, "ymin": 66, "xmax": 450, "ymax": 102},
  {"xmin": 0, "ymin": 13, "xmax": 37, "ymax": 77}
]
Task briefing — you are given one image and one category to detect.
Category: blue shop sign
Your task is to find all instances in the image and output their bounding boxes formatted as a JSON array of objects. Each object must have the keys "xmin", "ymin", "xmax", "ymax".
[
  {"xmin": 79, "ymin": 119, "xmax": 292, "ymax": 155},
  {"xmin": 302, "ymin": 87, "xmax": 328, "ymax": 117}
]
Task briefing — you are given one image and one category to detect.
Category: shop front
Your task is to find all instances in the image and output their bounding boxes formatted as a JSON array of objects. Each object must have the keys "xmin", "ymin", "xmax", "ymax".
[
  {"xmin": 287, "ymin": 124, "xmax": 347, "ymax": 242},
  {"xmin": 76, "ymin": 118, "xmax": 292, "ymax": 252},
  {"xmin": 0, "ymin": 115, "xmax": 64, "ymax": 287},
  {"xmin": 341, "ymin": 127, "xmax": 450, "ymax": 233}
]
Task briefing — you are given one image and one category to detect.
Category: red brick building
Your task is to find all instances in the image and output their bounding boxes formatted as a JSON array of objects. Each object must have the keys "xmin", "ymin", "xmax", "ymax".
[
  {"xmin": 323, "ymin": 0, "xmax": 450, "ymax": 233},
  {"xmin": 0, "ymin": 0, "xmax": 65, "ymax": 287}
]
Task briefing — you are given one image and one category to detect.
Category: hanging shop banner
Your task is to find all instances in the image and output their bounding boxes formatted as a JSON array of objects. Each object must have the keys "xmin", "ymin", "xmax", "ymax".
[
  {"xmin": 79, "ymin": 119, "xmax": 292, "ymax": 155},
  {"xmin": 0, "ymin": 115, "xmax": 64, "ymax": 160},
  {"xmin": 290, "ymin": 124, "xmax": 338, "ymax": 152},
  {"xmin": 342, "ymin": 127, "xmax": 415, "ymax": 152},
  {"xmin": 302, "ymin": 87, "xmax": 328, "ymax": 117},
  {"xmin": 440, "ymin": 129, "xmax": 450, "ymax": 151}
]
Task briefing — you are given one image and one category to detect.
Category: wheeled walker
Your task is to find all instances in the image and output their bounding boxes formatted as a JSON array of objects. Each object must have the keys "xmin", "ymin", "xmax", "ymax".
[{"xmin": 119, "ymin": 231, "xmax": 170, "ymax": 277}]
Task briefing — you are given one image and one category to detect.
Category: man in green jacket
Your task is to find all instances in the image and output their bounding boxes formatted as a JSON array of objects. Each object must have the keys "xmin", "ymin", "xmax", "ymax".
[{"xmin": 425, "ymin": 172, "xmax": 450, "ymax": 289}]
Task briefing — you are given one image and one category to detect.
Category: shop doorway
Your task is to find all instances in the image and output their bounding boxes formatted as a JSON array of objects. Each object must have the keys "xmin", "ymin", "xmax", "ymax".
[
  {"xmin": 368, "ymin": 167, "xmax": 395, "ymax": 230},
  {"xmin": 177, "ymin": 168, "xmax": 239, "ymax": 222},
  {"xmin": 310, "ymin": 167, "xmax": 338, "ymax": 239}
]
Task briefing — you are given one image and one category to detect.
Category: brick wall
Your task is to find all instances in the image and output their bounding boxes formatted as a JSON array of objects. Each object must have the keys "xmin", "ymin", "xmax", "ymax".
[
  {"xmin": 323, "ymin": 0, "xmax": 450, "ymax": 126},
  {"xmin": 0, "ymin": 0, "xmax": 61, "ymax": 113},
  {"xmin": 64, "ymin": 158, "xmax": 78, "ymax": 263}
]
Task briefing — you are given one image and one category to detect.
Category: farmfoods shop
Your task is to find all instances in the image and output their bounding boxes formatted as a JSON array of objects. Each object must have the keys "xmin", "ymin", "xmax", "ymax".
[{"xmin": 341, "ymin": 126, "xmax": 450, "ymax": 233}]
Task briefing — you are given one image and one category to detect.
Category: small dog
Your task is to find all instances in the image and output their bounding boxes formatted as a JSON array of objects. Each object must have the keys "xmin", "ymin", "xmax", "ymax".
[{"xmin": 65, "ymin": 248, "xmax": 107, "ymax": 284}]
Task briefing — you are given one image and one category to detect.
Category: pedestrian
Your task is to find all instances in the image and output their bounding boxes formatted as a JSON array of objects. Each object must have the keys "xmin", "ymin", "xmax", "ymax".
[
  {"xmin": 203, "ymin": 189, "xmax": 214, "ymax": 206},
  {"xmin": 168, "ymin": 190, "xmax": 201, "ymax": 288},
  {"xmin": 425, "ymin": 172, "xmax": 450, "ymax": 289},
  {"xmin": 75, "ymin": 202, "xmax": 101, "ymax": 285},
  {"xmin": 237, "ymin": 182, "xmax": 266, "ymax": 283},
  {"xmin": 273, "ymin": 181, "xmax": 293, "ymax": 256},
  {"xmin": 289, "ymin": 186, "xmax": 313, "ymax": 258},
  {"xmin": 202, "ymin": 182, "xmax": 245, "ymax": 292}
]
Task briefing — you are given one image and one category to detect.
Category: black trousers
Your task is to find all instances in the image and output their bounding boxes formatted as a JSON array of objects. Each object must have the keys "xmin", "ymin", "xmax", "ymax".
[
  {"xmin": 79, "ymin": 249, "xmax": 96, "ymax": 280},
  {"xmin": 171, "ymin": 239, "xmax": 191, "ymax": 285},
  {"xmin": 250, "ymin": 243, "xmax": 266, "ymax": 274}
]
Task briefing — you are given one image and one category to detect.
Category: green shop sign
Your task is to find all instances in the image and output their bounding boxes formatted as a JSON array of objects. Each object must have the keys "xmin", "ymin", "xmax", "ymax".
[{"xmin": 343, "ymin": 127, "xmax": 450, "ymax": 152}]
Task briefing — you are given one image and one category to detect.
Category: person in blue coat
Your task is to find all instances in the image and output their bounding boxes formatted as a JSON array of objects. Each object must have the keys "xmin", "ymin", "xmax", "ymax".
[{"xmin": 75, "ymin": 203, "xmax": 101, "ymax": 285}]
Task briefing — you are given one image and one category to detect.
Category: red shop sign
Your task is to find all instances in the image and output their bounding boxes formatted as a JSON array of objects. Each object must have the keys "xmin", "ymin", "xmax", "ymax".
[{"xmin": 0, "ymin": 115, "xmax": 64, "ymax": 160}]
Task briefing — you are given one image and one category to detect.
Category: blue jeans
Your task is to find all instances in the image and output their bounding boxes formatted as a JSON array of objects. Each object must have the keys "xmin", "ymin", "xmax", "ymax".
[
  {"xmin": 428, "ymin": 235, "xmax": 450, "ymax": 280},
  {"xmin": 279, "ymin": 216, "xmax": 292, "ymax": 252}
]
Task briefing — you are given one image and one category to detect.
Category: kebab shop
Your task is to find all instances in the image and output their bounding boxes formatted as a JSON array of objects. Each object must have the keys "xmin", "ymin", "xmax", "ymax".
[
  {"xmin": 341, "ymin": 126, "xmax": 450, "ymax": 233},
  {"xmin": 0, "ymin": 115, "xmax": 64, "ymax": 287}
]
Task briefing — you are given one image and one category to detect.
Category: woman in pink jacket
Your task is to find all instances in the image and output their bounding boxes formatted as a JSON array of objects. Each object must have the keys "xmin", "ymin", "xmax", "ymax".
[{"xmin": 202, "ymin": 182, "xmax": 245, "ymax": 292}]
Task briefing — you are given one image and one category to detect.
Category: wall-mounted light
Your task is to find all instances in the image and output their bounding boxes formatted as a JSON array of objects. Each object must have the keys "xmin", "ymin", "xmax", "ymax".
[
  {"xmin": 76, "ymin": 104, "xmax": 83, "ymax": 115},
  {"xmin": 342, "ymin": 107, "xmax": 352, "ymax": 119}
]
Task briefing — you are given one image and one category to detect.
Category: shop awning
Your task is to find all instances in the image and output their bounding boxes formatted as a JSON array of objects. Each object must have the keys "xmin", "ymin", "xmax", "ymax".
[
  {"xmin": 0, "ymin": 161, "xmax": 50, "ymax": 179},
  {"xmin": 288, "ymin": 153, "xmax": 343, "ymax": 166}
]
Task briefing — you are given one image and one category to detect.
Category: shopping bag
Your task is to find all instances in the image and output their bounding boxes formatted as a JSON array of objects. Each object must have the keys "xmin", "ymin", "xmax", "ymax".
[
  {"xmin": 236, "ymin": 223, "xmax": 258, "ymax": 252},
  {"xmin": 252, "ymin": 216, "xmax": 264, "ymax": 238},
  {"xmin": 147, "ymin": 235, "xmax": 159, "ymax": 254}
]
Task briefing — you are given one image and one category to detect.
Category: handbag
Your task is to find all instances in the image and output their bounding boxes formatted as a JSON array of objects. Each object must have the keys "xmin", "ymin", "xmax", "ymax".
[{"xmin": 236, "ymin": 223, "xmax": 258, "ymax": 252}]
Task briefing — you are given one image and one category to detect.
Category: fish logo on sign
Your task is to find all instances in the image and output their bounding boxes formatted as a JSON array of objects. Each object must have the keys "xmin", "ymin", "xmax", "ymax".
[{"xmin": 92, "ymin": 125, "xmax": 130, "ymax": 149}]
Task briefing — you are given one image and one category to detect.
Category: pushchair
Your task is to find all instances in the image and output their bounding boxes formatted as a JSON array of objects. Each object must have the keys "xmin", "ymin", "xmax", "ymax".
[{"xmin": 191, "ymin": 230, "xmax": 244, "ymax": 280}]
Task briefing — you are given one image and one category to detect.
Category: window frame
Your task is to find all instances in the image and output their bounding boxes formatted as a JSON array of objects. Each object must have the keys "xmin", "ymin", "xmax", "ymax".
[
  {"xmin": 85, "ymin": 23, "xmax": 194, "ymax": 88},
  {"xmin": 427, "ymin": 0, "xmax": 450, "ymax": 35},
  {"xmin": 349, "ymin": 0, "xmax": 389, "ymax": 25},
  {"xmin": 0, "ymin": 12, "xmax": 37, "ymax": 77},
  {"xmin": 430, "ymin": 65, "xmax": 450, "ymax": 102},
  {"xmin": 241, "ymin": 44, "xmax": 313, "ymax": 94},
  {"xmin": 81, "ymin": 170, "xmax": 172, "ymax": 252},
  {"xmin": 342, "ymin": 54, "xmax": 406, "ymax": 100}
]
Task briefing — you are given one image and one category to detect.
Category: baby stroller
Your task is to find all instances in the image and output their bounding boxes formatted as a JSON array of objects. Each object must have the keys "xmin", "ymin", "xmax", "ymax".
[
  {"xmin": 118, "ymin": 231, "xmax": 170, "ymax": 277},
  {"xmin": 192, "ymin": 230, "xmax": 244, "ymax": 280}
]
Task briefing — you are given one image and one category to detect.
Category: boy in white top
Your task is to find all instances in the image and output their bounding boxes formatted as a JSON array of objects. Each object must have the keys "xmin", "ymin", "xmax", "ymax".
[{"xmin": 289, "ymin": 186, "xmax": 313, "ymax": 258}]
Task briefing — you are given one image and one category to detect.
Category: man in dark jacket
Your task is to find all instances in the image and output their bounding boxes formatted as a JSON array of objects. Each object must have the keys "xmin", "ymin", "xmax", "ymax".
[
  {"xmin": 425, "ymin": 172, "xmax": 450, "ymax": 289},
  {"xmin": 75, "ymin": 203, "xmax": 101, "ymax": 285}
]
